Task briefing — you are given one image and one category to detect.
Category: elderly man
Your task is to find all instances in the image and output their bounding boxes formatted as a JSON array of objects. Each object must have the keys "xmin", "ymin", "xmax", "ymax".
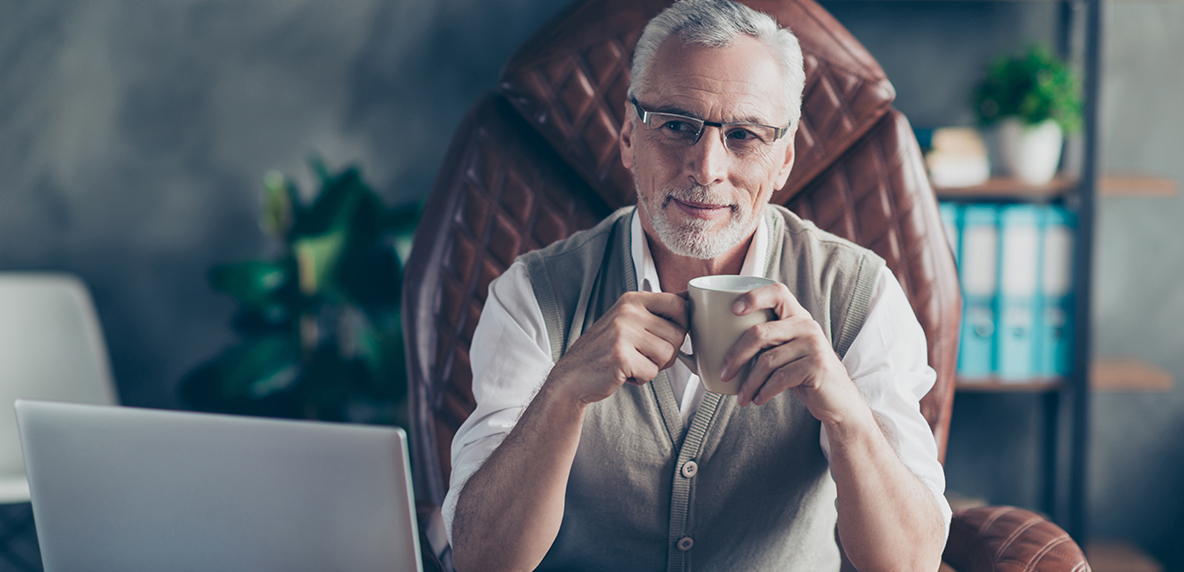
[{"xmin": 444, "ymin": 0, "xmax": 950, "ymax": 570}]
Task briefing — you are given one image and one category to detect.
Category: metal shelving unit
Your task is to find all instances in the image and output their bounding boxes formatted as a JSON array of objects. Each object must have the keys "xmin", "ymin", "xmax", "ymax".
[
  {"xmin": 927, "ymin": 0, "xmax": 1104, "ymax": 545},
  {"xmin": 826, "ymin": 0, "xmax": 1113, "ymax": 546}
]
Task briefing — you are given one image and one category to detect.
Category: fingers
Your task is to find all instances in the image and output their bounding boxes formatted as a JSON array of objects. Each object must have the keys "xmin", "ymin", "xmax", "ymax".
[
  {"xmin": 736, "ymin": 341, "xmax": 814, "ymax": 407},
  {"xmin": 720, "ymin": 313, "xmax": 818, "ymax": 382},
  {"xmin": 732, "ymin": 282, "xmax": 805, "ymax": 320},
  {"xmin": 615, "ymin": 291, "xmax": 687, "ymax": 349},
  {"xmin": 637, "ymin": 291, "xmax": 689, "ymax": 330},
  {"xmin": 597, "ymin": 292, "xmax": 688, "ymax": 382},
  {"xmin": 716, "ymin": 299, "xmax": 832, "ymax": 408},
  {"xmin": 630, "ymin": 324, "xmax": 683, "ymax": 376}
]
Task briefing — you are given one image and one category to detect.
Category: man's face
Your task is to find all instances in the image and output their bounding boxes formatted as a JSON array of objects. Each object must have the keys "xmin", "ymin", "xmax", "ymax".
[{"xmin": 620, "ymin": 35, "xmax": 797, "ymax": 261}]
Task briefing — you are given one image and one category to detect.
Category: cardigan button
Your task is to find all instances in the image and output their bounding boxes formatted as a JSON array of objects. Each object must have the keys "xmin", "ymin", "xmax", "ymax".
[
  {"xmin": 677, "ymin": 537, "xmax": 694, "ymax": 551},
  {"xmin": 680, "ymin": 460, "xmax": 699, "ymax": 478}
]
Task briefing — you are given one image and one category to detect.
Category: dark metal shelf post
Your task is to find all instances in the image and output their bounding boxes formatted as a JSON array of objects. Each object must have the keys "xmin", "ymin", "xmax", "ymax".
[{"xmin": 1066, "ymin": 0, "xmax": 1103, "ymax": 546}]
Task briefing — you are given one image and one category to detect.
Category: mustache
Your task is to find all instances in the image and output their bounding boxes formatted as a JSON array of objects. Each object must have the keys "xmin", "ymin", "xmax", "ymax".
[{"xmin": 660, "ymin": 185, "xmax": 737, "ymax": 212}]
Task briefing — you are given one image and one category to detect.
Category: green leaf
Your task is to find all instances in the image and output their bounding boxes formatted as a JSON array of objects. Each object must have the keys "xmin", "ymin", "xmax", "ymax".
[
  {"xmin": 260, "ymin": 171, "xmax": 301, "ymax": 240},
  {"xmin": 209, "ymin": 261, "xmax": 290, "ymax": 307},
  {"xmin": 230, "ymin": 306, "xmax": 293, "ymax": 336},
  {"xmin": 294, "ymin": 167, "xmax": 365, "ymax": 237},
  {"xmin": 217, "ymin": 336, "xmax": 302, "ymax": 400},
  {"xmin": 338, "ymin": 242, "xmax": 402, "ymax": 309},
  {"xmin": 308, "ymin": 155, "xmax": 331, "ymax": 184},
  {"xmin": 293, "ymin": 228, "xmax": 349, "ymax": 297},
  {"xmin": 296, "ymin": 345, "xmax": 358, "ymax": 421},
  {"xmin": 971, "ymin": 45, "xmax": 1082, "ymax": 133},
  {"xmin": 184, "ymin": 158, "xmax": 416, "ymax": 426},
  {"xmin": 388, "ymin": 202, "xmax": 421, "ymax": 235},
  {"xmin": 353, "ymin": 312, "xmax": 407, "ymax": 401}
]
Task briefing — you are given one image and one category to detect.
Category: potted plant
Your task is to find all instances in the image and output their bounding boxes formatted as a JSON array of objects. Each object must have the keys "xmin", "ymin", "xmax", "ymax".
[
  {"xmin": 179, "ymin": 159, "xmax": 418, "ymax": 426},
  {"xmin": 972, "ymin": 45, "xmax": 1083, "ymax": 184}
]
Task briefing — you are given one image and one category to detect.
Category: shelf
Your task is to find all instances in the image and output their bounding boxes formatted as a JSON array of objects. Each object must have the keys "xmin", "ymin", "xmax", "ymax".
[
  {"xmin": 1090, "ymin": 357, "xmax": 1174, "ymax": 391},
  {"xmin": 1087, "ymin": 540, "xmax": 1163, "ymax": 572},
  {"xmin": 1100, "ymin": 175, "xmax": 1179, "ymax": 197},
  {"xmin": 956, "ymin": 357, "xmax": 1173, "ymax": 392},
  {"xmin": 935, "ymin": 175, "xmax": 1076, "ymax": 201},
  {"xmin": 935, "ymin": 174, "xmax": 1178, "ymax": 201},
  {"xmin": 956, "ymin": 378, "xmax": 1066, "ymax": 392}
]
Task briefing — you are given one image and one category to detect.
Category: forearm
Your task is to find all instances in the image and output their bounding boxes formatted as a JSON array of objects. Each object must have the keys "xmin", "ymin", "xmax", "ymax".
[
  {"xmin": 451, "ymin": 377, "xmax": 586, "ymax": 572},
  {"xmin": 826, "ymin": 406, "xmax": 945, "ymax": 572}
]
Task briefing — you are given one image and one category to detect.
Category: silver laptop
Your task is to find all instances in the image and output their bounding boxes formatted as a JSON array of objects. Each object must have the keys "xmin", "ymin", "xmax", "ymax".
[{"xmin": 15, "ymin": 399, "xmax": 423, "ymax": 572}]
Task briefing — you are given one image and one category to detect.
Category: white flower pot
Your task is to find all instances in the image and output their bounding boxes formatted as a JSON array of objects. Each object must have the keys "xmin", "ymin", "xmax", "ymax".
[{"xmin": 997, "ymin": 118, "xmax": 1064, "ymax": 185}]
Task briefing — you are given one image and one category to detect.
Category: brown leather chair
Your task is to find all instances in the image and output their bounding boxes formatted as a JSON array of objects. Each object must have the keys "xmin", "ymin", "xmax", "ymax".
[{"xmin": 403, "ymin": 0, "xmax": 1091, "ymax": 570}]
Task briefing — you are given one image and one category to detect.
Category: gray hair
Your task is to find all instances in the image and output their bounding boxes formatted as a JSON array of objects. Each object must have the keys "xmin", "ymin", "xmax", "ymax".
[{"xmin": 628, "ymin": 0, "xmax": 806, "ymax": 132}]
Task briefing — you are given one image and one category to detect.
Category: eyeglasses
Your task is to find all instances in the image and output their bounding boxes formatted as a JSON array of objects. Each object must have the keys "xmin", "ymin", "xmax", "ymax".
[{"xmin": 631, "ymin": 98, "xmax": 789, "ymax": 157}]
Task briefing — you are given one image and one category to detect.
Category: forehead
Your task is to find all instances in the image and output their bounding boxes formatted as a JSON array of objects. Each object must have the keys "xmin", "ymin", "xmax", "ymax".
[{"xmin": 639, "ymin": 35, "xmax": 786, "ymax": 125}]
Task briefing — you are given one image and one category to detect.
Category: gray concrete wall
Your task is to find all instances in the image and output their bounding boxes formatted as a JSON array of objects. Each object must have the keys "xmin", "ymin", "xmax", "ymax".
[
  {"xmin": 1, "ymin": 0, "xmax": 1181, "ymax": 568},
  {"xmin": 1092, "ymin": 2, "xmax": 1184, "ymax": 566},
  {"xmin": 0, "ymin": 0, "xmax": 567, "ymax": 409}
]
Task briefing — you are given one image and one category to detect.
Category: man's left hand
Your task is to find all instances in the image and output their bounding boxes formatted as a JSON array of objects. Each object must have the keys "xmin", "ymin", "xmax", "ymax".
[{"xmin": 720, "ymin": 283, "xmax": 863, "ymax": 424}]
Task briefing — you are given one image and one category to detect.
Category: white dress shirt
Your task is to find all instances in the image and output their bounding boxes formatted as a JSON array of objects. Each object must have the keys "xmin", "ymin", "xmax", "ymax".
[{"xmin": 442, "ymin": 208, "xmax": 952, "ymax": 543}]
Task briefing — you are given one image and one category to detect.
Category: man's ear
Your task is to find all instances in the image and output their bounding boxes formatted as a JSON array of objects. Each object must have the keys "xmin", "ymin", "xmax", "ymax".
[
  {"xmin": 773, "ymin": 128, "xmax": 797, "ymax": 189},
  {"xmin": 619, "ymin": 103, "xmax": 636, "ymax": 170}
]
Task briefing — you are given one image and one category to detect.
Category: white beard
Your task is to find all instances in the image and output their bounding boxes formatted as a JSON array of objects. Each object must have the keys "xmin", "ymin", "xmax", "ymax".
[{"xmin": 637, "ymin": 184, "xmax": 760, "ymax": 260}]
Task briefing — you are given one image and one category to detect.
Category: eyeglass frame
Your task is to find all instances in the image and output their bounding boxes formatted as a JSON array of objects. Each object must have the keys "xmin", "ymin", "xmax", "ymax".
[{"xmin": 629, "ymin": 97, "xmax": 791, "ymax": 154}]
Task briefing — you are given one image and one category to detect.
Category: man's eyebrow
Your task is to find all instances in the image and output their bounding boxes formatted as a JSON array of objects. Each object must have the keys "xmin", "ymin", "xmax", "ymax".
[
  {"xmin": 650, "ymin": 104, "xmax": 771, "ymax": 126},
  {"xmin": 650, "ymin": 104, "xmax": 702, "ymax": 119}
]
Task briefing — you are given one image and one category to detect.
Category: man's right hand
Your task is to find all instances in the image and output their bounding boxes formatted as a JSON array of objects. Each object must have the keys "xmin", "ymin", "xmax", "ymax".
[
  {"xmin": 548, "ymin": 291, "xmax": 688, "ymax": 406},
  {"xmin": 451, "ymin": 290, "xmax": 686, "ymax": 572}
]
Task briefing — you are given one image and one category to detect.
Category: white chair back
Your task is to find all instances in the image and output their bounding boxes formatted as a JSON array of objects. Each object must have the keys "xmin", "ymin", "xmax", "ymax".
[{"xmin": 0, "ymin": 273, "xmax": 119, "ymax": 503}]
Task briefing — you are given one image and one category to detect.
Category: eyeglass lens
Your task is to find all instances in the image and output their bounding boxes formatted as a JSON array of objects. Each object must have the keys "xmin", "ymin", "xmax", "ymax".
[{"xmin": 644, "ymin": 112, "xmax": 778, "ymax": 156}]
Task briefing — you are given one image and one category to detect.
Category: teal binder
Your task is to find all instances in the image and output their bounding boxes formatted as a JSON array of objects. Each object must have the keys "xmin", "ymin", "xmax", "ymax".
[
  {"xmin": 957, "ymin": 205, "xmax": 998, "ymax": 378},
  {"xmin": 996, "ymin": 205, "xmax": 1042, "ymax": 380},
  {"xmin": 1036, "ymin": 206, "xmax": 1076, "ymax": 377}
]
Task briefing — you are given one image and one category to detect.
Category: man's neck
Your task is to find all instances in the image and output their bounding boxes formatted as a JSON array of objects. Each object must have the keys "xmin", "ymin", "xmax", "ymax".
[{"xmin": 648, "ymin": 232, "xmax": 754, "ymax": 293}]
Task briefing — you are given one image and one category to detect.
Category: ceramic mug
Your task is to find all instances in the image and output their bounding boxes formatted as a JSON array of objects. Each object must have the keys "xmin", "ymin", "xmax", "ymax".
[{"xmin": 677, "ymin": 275, "xmax": 778, "ymax": 395}]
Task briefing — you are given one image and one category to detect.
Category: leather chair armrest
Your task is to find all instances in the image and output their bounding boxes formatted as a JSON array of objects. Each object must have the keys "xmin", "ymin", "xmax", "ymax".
[
  {"xmin": 943, "ymin": 506, "xmax": 1090, "ymax": 572},
  {"xmin": 416, "ymin": 501, "xmax": 451, "ymax": 572}
]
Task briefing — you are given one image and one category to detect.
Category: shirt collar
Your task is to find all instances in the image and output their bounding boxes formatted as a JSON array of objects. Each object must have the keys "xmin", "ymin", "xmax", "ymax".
[{"xmin": 631, "ymin": 206, "xmax": 768, "ymax": 293}]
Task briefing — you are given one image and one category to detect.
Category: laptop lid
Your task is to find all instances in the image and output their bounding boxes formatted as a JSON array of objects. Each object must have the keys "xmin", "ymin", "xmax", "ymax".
[{"xmin": 15, "ymin": 400, "xmax": 423, "ymax": 572}]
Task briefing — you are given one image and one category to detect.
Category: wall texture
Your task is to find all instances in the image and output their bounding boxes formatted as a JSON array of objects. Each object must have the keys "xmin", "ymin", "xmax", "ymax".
[
  {"xmin": 0, "ymin": 0, "xmax": 567, "ymax": 409},
  {"xmin": 1092, "ymin": 2, "xmax": 1184, "ymax": 568},
  {"xmin": 1, "ymin": 0, "xmax": 1181, "ymax": 568}
]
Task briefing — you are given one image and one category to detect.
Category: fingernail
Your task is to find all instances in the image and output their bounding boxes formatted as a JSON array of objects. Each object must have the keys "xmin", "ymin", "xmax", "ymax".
[
  {"xmin": 733, "ymin": 300, "xmax": 746, "ymax": 314},
  {"xmin": 719, "ymin": 365, "xmax": 730, "ymax": 381}
]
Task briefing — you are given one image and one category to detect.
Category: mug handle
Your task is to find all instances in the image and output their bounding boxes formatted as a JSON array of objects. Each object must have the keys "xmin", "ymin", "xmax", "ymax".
[
  {"xmin": 642, "ymin": 278, "xmax": 699, "ymax": 375},
  {"xmin": 677, "ymin": 351, "xmax": 698, "ymax": 375}
]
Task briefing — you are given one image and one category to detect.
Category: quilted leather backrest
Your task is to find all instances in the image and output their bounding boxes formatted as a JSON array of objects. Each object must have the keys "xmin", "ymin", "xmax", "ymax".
[
  {"xmin": 404, "ymin": 0, "xmax": 960, "ymax": 507},
  {"xmin": 787, "ymin": 109, "xmax": 960, "ymax": 460},
  {"xmin": 499, "ymin": 0, "xmax": 896, "ymax": 209},
  {"xmin": 404, "ymin": 95, "xmax": 612, "ymax": 504}
]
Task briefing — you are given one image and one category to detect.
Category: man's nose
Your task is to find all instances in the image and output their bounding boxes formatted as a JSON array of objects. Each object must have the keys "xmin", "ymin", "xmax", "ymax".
[{"xmin": 686, "ymin": 126, "xmax": 729, "ymax": 186}]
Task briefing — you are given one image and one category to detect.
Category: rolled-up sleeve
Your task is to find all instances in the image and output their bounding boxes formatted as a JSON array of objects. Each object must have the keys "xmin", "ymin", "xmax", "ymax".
[
  {"xmin": 826, "ymin": 266, "xmax": 953, "ymax": 540},
  {"xmin": 441, "ymin": 262, "xmax": 554, "ymax": 542}
]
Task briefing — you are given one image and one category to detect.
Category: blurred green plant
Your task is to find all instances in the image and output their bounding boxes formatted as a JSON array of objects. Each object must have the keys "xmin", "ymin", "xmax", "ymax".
[
  {"xmin": 972, "ymin": 45, "xmax": 1083, "ymax": 133},
  {"xmin": 180, "ymin": 159, "xmax": 418, "ymax": 426}
]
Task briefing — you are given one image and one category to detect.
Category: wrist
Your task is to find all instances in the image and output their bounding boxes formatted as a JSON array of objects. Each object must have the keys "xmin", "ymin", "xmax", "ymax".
[
  {"xmin": 540, "ymin": 367, "xmax": 593, "ymax": 414},
  {"xmin": 820, "ymin": 399, "xmax": 878, "ymax": 445}
]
